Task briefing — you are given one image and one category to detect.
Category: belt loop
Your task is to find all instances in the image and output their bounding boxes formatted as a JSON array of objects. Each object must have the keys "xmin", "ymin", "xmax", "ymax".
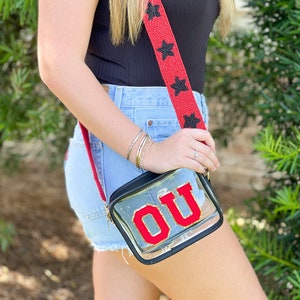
[
  {"xmin": 113, "ymin": 85, "xmax": 123, "ymax": 108},
  {"xmin": 101, "ymin": 84, "xmax": 123, "ymax": 109}
]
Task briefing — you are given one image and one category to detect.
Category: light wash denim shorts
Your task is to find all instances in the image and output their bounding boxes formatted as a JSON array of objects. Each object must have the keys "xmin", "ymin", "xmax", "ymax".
[{"xmin": 64, "ymin": 85, "xmax": 208, "ymax": 251}]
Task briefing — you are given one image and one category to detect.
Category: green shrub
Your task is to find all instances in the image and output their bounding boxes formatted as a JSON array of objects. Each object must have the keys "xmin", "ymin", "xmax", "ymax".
[
  {"xmin": 0, "ymin": 2, "xmax": 75, "ymax": 170},
  {"xmin": 0, "ymin": 0, "xmax": 75, "ymax": 250},
  {"xmin": 224, "ymin": 0, "xmax": 300, "ymax": 298},
  {"xmin": 206, "ymin": 30, "xmax": 261, "ymax": 145}
]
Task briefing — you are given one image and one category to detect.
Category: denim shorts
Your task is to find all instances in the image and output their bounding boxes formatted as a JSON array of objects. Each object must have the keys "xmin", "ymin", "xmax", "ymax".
[{"xmin": 64, "ymin": 85, "xmax": 209, "ymax": 251}]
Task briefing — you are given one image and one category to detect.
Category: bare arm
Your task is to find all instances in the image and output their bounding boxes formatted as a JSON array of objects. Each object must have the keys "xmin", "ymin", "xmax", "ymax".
[
  {"xmin": 37, "ymin": 0, "xmax": 219, "ymax": 174},
  {"xmin": 38, "ymin": 0, "xmax": 141, "ymax": 159}
]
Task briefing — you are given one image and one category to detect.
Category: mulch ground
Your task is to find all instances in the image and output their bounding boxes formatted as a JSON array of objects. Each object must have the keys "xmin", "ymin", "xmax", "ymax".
[{"xmin": 0, "ymin": 163, "xmax": 93, "ymax": 300}]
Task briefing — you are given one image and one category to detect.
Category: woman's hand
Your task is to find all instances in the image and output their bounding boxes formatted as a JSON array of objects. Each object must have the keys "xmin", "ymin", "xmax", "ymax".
[{"xmin": 142, "ymin": 128, "xmax": 220, "ymax": 174}]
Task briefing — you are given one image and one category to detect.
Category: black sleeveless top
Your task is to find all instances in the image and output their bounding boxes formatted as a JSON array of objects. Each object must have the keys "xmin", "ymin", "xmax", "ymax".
[{"xmin": 86, "ymin": 0, "xmax": 219, "ymax": 93}]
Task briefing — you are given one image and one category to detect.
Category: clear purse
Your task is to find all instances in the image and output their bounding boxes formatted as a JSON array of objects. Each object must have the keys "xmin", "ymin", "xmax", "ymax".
[{"xmin": 108, "ymin": 168, "xmax": 223, "ymax": 264}]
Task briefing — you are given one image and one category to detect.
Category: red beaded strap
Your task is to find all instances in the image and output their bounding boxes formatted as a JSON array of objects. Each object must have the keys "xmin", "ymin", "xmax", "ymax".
[
  {"xmin": 143, "ymin": 0, "xmax": 207, "ymax": 130},
  {"xmin": 80, "ymin": 124, "xmax": 107, "ymax": 201}
]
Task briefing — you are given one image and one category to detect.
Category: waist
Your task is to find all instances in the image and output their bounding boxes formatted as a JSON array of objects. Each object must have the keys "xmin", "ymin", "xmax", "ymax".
[
  {"xmin": 103, "ymin": 84, "xmax": 205, "ymax": 108},
  {"xmin": 73, "ymin": 84, "xmax": 209, "ymax": 142}
]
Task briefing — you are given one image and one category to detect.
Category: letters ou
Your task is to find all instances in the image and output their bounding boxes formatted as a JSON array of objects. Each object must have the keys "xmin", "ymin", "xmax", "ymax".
[{"xmin": 133, "ymin": 182, "xmax": 202, "ymax": 244}]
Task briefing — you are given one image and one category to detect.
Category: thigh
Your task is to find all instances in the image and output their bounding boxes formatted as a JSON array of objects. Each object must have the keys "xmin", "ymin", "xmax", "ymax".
[
  {"xmin": 93, "ymin": 251, "xmax": 162, "ymax": 300},
  {"xmin": 123, "ymin": 219, "xmax": 267, "ymax": 300}
]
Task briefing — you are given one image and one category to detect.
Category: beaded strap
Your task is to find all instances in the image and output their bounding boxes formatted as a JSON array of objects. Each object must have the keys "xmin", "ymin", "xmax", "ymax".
[{"xmin": 143, "ymin": 0, "xmax": 206, "ymax": 130}]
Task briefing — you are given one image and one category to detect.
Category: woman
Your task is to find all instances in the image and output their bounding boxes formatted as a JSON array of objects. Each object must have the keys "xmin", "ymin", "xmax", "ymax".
[{"xmin": 37, "ymin": 0, "xmax": 267, "ymax": 299}]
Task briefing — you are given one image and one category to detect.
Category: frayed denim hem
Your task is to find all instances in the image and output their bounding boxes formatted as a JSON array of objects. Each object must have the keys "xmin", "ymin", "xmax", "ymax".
[
  {"xmin": 91, "ymin": 242, "xmax": 129, "ymax": 252},
  {"xmin": 91, "ymin": 242, "xmax": 132, "ymax": 264}
]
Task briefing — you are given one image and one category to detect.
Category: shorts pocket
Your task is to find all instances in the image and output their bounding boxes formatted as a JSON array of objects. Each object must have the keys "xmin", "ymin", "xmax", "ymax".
[
  {"xmin": 133, "ymin": 107, "xmax": 180, "ymax": 142},
  {"xmin": 146, "ymin": 118, "xmax": 180, "ymax": 142}
]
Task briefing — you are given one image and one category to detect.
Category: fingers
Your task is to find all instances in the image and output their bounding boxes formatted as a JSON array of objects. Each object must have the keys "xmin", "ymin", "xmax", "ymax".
[
  {"xmin": 190, "ymin": 128, "xmax": 216, "ymax": 153},
  {"xmin": 143, "ymin": 128, "xmax": 220, "ymax": 174},
  {"xmin": 190, "ymin": 151, "xmax": 209, "ymax": 174},
  {"xmin": 190, "ymin": 148, "xmax": 218, "ymax": 173},
  {"xmin": 190, "ymin": 136, "xmax": 219, "ymax": 172}
]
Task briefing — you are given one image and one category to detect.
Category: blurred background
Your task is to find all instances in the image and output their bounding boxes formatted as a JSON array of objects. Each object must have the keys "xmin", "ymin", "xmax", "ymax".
[{"xmin": 0, "ymin": 0, "xmax": 299, "ymax": 299}]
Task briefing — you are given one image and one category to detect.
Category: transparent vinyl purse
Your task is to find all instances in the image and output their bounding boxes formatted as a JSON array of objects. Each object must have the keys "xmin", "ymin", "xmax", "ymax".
[{"xmin": 108, "ymin": 168, "xmax": 223, "ymax": 264}]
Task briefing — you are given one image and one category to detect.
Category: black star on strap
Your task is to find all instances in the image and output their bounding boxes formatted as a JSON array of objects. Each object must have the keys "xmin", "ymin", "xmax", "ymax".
[
  {"xmin": 183, "ymin": 113, "xmax": 200, "ymax": 128},
  {"xmin": 157, "ymin": 40, "xmax": 174, "ymax": 60},
  {"xmin": 145, "ymin": 2, "xmax": 161, "ymax": 20},
  {"xmin": 171, "ymin": 76, "xmax": 188, "ymax": 96}
]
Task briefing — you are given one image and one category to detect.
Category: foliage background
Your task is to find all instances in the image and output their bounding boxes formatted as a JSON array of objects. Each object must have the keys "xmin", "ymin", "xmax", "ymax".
[
  {"xmin": 0, "ymin": 0, "xmax": 75, "ymax": 171},
  {"xmin": 206, "ymin": 0, "xmax": 299, "ymax": 298},
  {"xmin": 1, "ymin": 0, "xmax": 299, "ymax": 298}
]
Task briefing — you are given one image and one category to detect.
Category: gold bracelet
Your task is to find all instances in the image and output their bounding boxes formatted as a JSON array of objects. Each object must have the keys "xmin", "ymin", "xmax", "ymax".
[
  {"xmin": 126, "ymin": 128, "xmax": 144, "ymax": 161},
  {"xmin": 140, "ymin": 138, "xmax": 153, "ymax": 170},
  {"xmin": 135, "ymin": 134, "xmax": 149, "ymax": 168}
]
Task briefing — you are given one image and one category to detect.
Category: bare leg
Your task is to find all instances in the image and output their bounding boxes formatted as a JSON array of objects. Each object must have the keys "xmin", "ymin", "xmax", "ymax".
[
  {"xmin": 93, "ymin": 251, "xmax": 162, "ymax": 300},
  {"xmin": 122, "ymin": 219, "xmax": 267, "ymax": 300}
]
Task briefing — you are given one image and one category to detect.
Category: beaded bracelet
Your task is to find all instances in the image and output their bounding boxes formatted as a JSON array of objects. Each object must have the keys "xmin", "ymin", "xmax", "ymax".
[{"xmin": 126, "ymin": 128, "xmax": 144, "ymax": 161}]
